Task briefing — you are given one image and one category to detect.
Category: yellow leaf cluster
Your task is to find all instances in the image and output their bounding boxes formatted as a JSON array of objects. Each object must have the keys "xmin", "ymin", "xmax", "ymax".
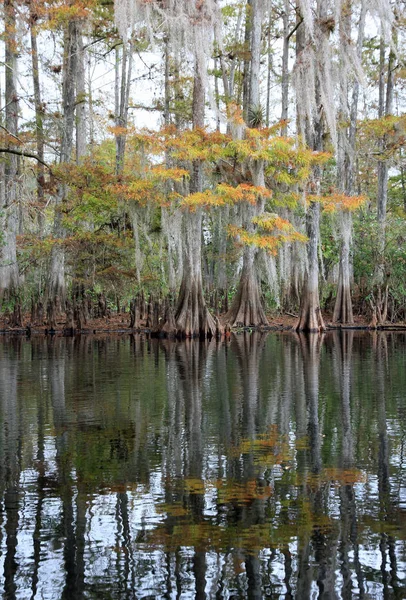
[
  {"xmin": 181, "ymin": 190, "xmax": 219, "ymax": 210},
  {"xmin": 217, "ymin": 183, "xmax": 272, "ymax": 205},
  {"xmin": 226, "ymin": 103, "xmax": 245, "ymax": 126},
  {"xmin": 107, "ymin": 126, "xmax": 129, "ymax": 137},
  {"xmin": 228, "ymin": 214, "xmax": 307, "ymax": 255},
  {"xmin": 150, "ymin": 165, "xmax": 189, "ymax": 182},
  {"xmin": 228, "ymin": 226, "xmax": 280, "ymax": 254},
  {"xmin": 308, "ymin": 192, "xmax": 367, "ymax": 213},
  {"xmin": 253, "ymin": 214, "xmax": 294, "ymax": 233}
]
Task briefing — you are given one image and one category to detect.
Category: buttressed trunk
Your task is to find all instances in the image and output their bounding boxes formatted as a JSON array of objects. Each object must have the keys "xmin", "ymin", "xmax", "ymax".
[
  {"xmin": 172, "ymin": 57, "xmax": 218, "ymax": 338},
  {"xmin": 295, "ymin": 1, "xmax": 330, "ymax": 332},
  {"xmin": 333, "ymin": 2, "xmax": 365, "ymax": 325},
  {"xmin": 174, "ymin": 209, "xmax": 218, "ymax": 338},
  {"xmin": 224, "ymin": 240, "xmax": 268, "ymax": 328},
  {"xmin": 224, "ymin": 0, "xmax": 268, "ymax": 328},
  {"xmin": 295, "ymin": 200, "xmax": 325, "ymax": 332},
  {"xmin": 224, "ymin": 166, "xmax": 268, "ymax": 327}
]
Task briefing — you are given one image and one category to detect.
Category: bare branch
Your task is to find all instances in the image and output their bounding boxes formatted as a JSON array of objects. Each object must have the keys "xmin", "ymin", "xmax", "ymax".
[{"xmin": 0, "ymin": 147, "xmax": 52, "ymax": 171}]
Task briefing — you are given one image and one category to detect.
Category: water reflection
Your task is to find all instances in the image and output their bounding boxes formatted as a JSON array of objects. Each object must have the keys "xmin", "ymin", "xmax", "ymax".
[{"xmin": 0, "ymin": 332, "xmax": 405, "ymax": 598}]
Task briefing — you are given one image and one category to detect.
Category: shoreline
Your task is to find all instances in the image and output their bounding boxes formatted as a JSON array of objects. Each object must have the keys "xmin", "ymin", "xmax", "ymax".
[{"xmin": 1, "ymin": 313, "xmax": 405, "ymax": 336}]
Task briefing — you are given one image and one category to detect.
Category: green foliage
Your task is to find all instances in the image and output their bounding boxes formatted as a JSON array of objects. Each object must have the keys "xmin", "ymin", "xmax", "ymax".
[
  {"xmin": 248, "ymin": 104, "xmax": 265, "ymax": 128},
  {"xmin": 352, "ymin": 210, "xmax": 406, "ymax": 314}
]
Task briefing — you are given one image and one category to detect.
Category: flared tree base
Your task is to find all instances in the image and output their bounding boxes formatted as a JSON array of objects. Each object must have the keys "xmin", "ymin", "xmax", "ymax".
[
  {"xmin": 332, "ymin": 284, "xmax": 354, "ymax": 325},
  {"xmin": 223, "ymin": 271, "xmax": 268, "ymax": 328},
  {"xmin": 295, "ymin": 288, "xmax": 325, "ymax": 333},
  {"xmin": 164, "ymin": 279, "xmax": 221, "ymax": 338}
]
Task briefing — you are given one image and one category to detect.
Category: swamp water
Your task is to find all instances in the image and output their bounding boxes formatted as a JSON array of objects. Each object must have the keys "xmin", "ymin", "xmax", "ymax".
[{"xmin": 0, "ymin": 331, "xmax": 405, "ymax": 599}]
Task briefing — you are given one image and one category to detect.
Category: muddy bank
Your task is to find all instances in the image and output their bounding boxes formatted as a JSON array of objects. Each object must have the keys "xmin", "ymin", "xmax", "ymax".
[{"xmin": 1, "ymin": 311, "xmax": 405, "ymax": 336}]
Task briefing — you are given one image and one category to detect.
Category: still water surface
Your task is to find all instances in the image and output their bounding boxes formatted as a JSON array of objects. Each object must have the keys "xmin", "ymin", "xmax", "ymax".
[{"xmin": 0, "ymin": 332, "xmax": 405, "ymax": 599}]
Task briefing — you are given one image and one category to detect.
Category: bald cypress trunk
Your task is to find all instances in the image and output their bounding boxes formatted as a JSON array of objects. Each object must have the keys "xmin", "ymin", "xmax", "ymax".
[
  {"xmin": 172, "ymin": 59, "xmax": 218, "ymax": 338},
  {"xmin": 295, "ymin": 1, "xmax": 326, "ymax": 333},
  {"xmin": 375, "ymin": 28, "xmax": 395, "ymax": 289},
  {"xmin": 115, "ymin": 41, "xmax": 133, "ymax": 175},
  {"xmin": 280, "ymin": 0, "xmax": 290, "ymax": 134},
  {"xmin": 76, "ymin": 25, "xmax": 87, "ymax": 163},
  {"xmin": 333, "ymin": 1, "xmax": 366, "ymax": 325},
  {"xmin": 30, "ymin": 6, "xmax": 46, "ymax": 236},
  {"xmin": 296, "ymin": 197, "xmax": 325, "ymax": 332},
  {"xmin": 47, "ymin": 19, "xmax": 78, "ymax": 303},
  {"xmin": 224, "ymin": 0, "xmax": 268, "ymax": 328},
  {"xmin": 175, "ymin": 208, "xmax": 217, "ymax": 337},
  {"xmin": 242, "ymin": 0, "xmax": 252, "ymax": 123},
  {"xmin": 0, "ymin": 0, "xmax": 20, "ymax": 301},
  {"xmin": 224, "ymin": 171, "xmax": 268, "ymax": 328},
  {"xmin": 333, "ymin": 211, "xmax": 354, "ymax": 324}
]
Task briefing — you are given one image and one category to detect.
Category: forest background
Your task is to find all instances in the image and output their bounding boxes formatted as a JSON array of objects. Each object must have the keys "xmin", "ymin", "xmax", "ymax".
[{"xmin": 0, "ymin": 0, "xmax": 405, "ymax": 335}]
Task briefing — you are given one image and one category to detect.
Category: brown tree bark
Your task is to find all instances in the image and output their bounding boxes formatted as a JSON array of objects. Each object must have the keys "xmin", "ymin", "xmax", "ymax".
[
  {"xmin": 174, "ymin": 209, "xmax": 218, "ymax": 337},
  {"xmin": 224, "ymin": 242, "xmax": 268, "ymax": 328}
]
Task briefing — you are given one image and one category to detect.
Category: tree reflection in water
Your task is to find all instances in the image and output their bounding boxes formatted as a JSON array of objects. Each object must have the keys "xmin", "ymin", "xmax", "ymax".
[{"xmin": 0, "ymin": 332, "xmax": 405, "ymax": 598}]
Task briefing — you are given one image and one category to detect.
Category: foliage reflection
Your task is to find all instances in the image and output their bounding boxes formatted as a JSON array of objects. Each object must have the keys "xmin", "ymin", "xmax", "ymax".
[{"xmin": 0, "ymin": 332, "xmax": 405, "ymax": 598}]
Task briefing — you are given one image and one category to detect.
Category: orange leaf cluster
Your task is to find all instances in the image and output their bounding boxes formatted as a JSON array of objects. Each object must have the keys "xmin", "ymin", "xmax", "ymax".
[
  {"xmin": 150, "ymin": 165, "xmax": 189, "ymax": 181},
  {"xmin": 217, "ymin": 183, "xmax": 272, "ymax": 205},
  {"xmin": 308, "ymin": 192, "xmax": 367, "ymax": 213},
  {"xmin": 181, "ymin": 190, "xmax": 218, "ymax": 210},
  {"xmin": 228, "ymin": 213, "xmax": 307, "ymax": 255},
  {"xmin": 181, "ymin": 183, "xmax": 273, "ymax": 211}
]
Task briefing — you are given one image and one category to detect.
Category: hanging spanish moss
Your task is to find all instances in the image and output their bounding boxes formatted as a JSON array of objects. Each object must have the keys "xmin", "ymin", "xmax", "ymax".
[{"xmin": 114, "ymin": 0, "xmax": 222, "ymax": 86}]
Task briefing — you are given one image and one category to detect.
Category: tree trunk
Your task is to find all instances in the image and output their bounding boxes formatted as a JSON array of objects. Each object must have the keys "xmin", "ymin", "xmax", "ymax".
[
  {"xmin": 280, "ymin": 0, "xmax": 290, "ymax": 135},
  {"xmin": 224, "ymin": 2, "xmax": 268, "ymax": 328},
  {"xmin": 223, "ymin": 165, "xmax": 269, "ymax": 328},
  {"xmin": 76, "ymin": 25, "xmax": 87, "ymax": 162},
  {"xmin": 249, "ymin": 0, "xmax": 261, "ymax": 111},
  {"xmin": 375, "ymin": 31, "xmax": 395, "ymax": 285},
  {"xmin": 224, "ymin": 244, "xmax": 268, "ymax": 327},
  {"xmin": 47, "ymin": 19, "xmax": 78, "ymax": 303},
  {"xmin": 295, "ymin": 200, "xmax": 325, "ymax": 331},
  {"xmin": 0, "ymin": 0, "xmax": 20, "ymax": 301},
  {"xmin": 172, "ymin": 58, "xmax": 218, "ymax": 338},
  {"xmin": 174, "ymin": 209, "xmax": 217, "ymax": 337},
  {"xmin": 242, "ymin": 0, "xmax": 252, "ymax": 122},
  {"xmin": 295, "ymin": 1, "xmax": 327, "ymax": 332},
  {"xmin": 333, "ymin": 4, "xmax": 352, "ymax": 325},
  {"xmin": 333, "ymin": 211, "xmax": 353, "ymax": 324},
  {"xmin": 115, "ymin": 41, "xmax": 133, "ymax": 174},
  {"xmin": 164, "ymin": 37, "xmax": 171, "ymax": 126},
  {"xmin": 30, "ymin": 7, "xmax": 46, "ymax": 235},
  {"xmin": 333, "ymin": 1, "xmax": 366, "ymax": 324}
]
